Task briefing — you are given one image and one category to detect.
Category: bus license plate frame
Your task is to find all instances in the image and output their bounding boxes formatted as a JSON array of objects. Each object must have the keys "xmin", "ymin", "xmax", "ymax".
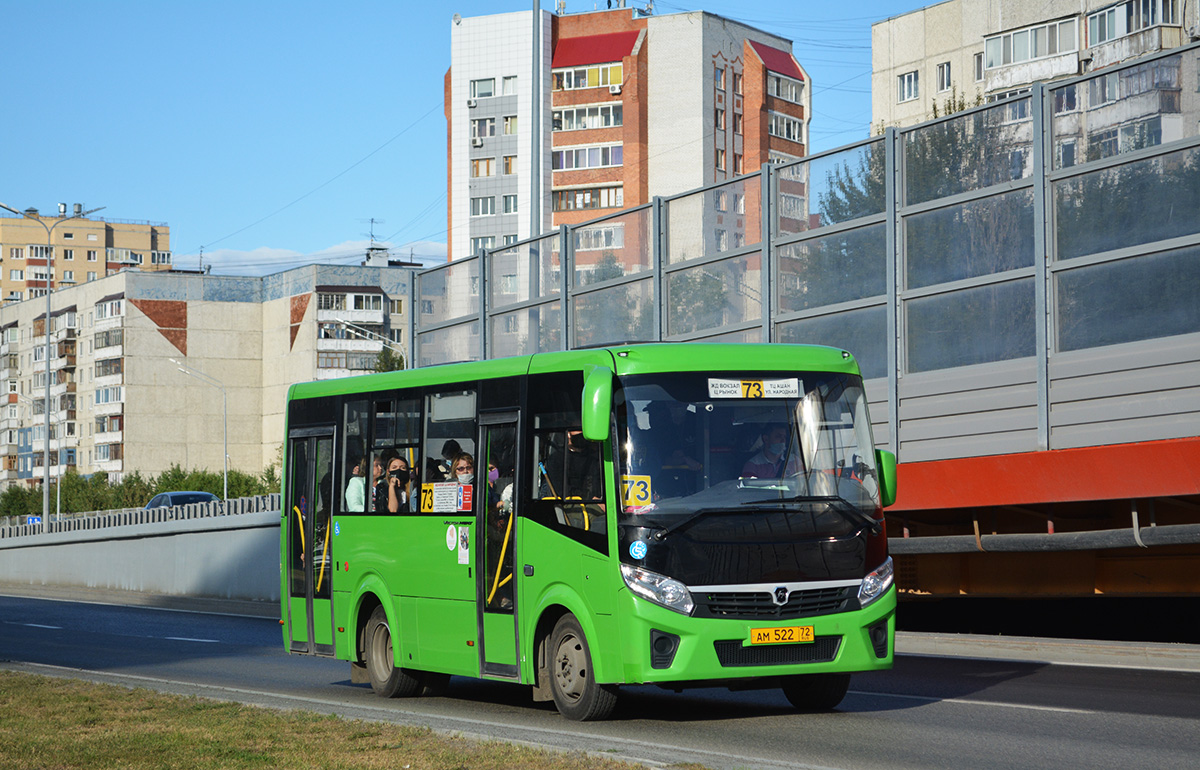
[{"xmin": 748, "ymin": 625, "xmax": 815, "ymax": 645}]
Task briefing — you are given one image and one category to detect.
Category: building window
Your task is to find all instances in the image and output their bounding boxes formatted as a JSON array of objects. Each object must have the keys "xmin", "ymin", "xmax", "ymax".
[
  {"xmin": 1089, "ymin": 1, "xmax": 1177, "ymax": 46},
  {"xmin": 575, "ymin": 224, "xmax": 624, "ymax": 251},
  {"xmin": 503, "ymin": 115, "xmax": 518, "ymax": 135},
  {"xmin": 62, "ymin": 271, "xmax": 74, "ymax": 282},
  {"xmin": 62, "ymin": 249, "xmax": 74, "ymax": 260},
  {"xmin": 986, "ymin": 19, "xmax": 1077, "ymax": 69},
  {"xmin": 733, "ymin": 72, "xmax": 743, "ymax": 95},
  {"xmin": 502, "ymin": 75, "xmax": 517, "ymax": 95},
  {"xmin": 974, "ymin": 52, "xmax": 984, "ymax": 82},
  {"xmin": 733, "ymin": 154, "xmax": 743, "ymax": 175},
  {"xmin": 715, "ymin": 108, "xmax": 725, "ymax": 130},
  {"xmin": 471, "ymin": 117, "xmax": 496, "ymax": 138},
  {"xmin": 389, "ymin": 299, "xmax": 403, "ymax": 315},
  {"xmin": 733, "ymin": 112, "xmax": 743, "ymax": 135},
  {"xmin": 352, "ymin": 294, "xmax": 382, "ymax": 311},
  {"xmin": 471, "ymin": 158, "xmax": 495, "ymax": 177},
  {"xmin": 470, "ymin": 196, "xmax": 496, "ymax": 217},
  {"xmin": 551, "ymin": 185, "xmax": 623, "ymax": 212},
  {"xmin": 552, "ymin": 103, "xmax": 623, "ymax": 131},
  {"xmin": 87, "ymin": 271, "xmax": 96, "ymax": 282},
  {"xmin": 9, "ymin": 270, "xmax": 22, "ymax": 281},
  {"xmin": 151, "ymin": 251, "xmax": 172, "ymax": 265},
  {"xmin": 8, "ymin": 248, "xmax": 21, "ymax": 260},
  {"xmin": 86, "ymin": 250, "xmax": 97, "ymax": 261},
  {"xmin": 62, "ymin": 232, "xmax": 73, "ymax": 240},
  {"xmin": 30, "ymin": 245, "xmax": 50, "ymax": 259},
  {"xmin": 768, "ymin": 74, "xmax": 803, "ymax": 103},
  {"xmin": 714, "ymin": 229, "xmax": 728, "ymax": 252},
  {"xmin": 502, "ymin": 234, "xmax": 518, "ymax": 246},
  {"xmin": 470, "ymin": 78, "xmax": 495, "ymax": 98},
  {"xmin": 768, "ymin": 111, "xmax": 804, "ymax": 143},
  {"xmin": 715, "ymin": 148, "xmax": 726, "ymax": 171},
  {"xmin": 470, "ymin": 236, "xmax": 496, "ymax": 254},
  {"xmin": 898, "ymin": 70, "xmax": 919, "ymax": 102},
  {"xmin": 715, "ymin": 66, "xmax": 725, "ymax": 90},
  {"xmin": 552, "ymin": 63, "xmax": 622, "ymax": 91},
  {"xmin": 937, "ymin": 62, "xmax": 952, "ymax": 92},
  {"xmin": 317, "ymin": 293, "xmax": 345, "ymax": 311},
  {"xmin": 502, "ymin": 194, "xmax": 518, "ymax": 214},
  {"xmin": 503, "ymin": 155, "xmax": 516, "ymax": 174},
  {"xmin": 551, "ymin": 144, "xmax": 623, "ymax": 171}
]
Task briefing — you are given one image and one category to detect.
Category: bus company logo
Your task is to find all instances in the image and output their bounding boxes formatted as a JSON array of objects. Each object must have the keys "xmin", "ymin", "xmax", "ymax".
[{"xmin": 773, "ymin": 586, "xmax": 789, "ymax": 606}]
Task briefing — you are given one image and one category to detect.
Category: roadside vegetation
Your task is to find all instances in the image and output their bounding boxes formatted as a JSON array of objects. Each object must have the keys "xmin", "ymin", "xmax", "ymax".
[
  {"xmin": 0, "ymin": 463, "xmax": 280, "ymax": 518},
  {"xmin": 0, "ymin": 670, "xmax": 655, "ymax": 770}
]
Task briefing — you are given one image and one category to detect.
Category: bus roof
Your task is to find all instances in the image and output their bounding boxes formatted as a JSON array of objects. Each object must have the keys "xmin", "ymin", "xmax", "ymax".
[{"xmin": 286, "ymin": 343, "xmax": 861, "ymax": 402}]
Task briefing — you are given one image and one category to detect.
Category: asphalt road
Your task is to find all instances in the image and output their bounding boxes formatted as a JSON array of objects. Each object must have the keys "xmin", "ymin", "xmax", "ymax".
[{"xmin": 1, "ymin": 593, "xmax": 1198, "ymax": 770}]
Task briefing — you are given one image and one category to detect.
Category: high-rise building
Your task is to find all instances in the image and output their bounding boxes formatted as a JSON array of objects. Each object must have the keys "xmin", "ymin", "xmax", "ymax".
[
  {"xmin": 871, "ymin": 0, "xmax": 1197, "ymax": 129},
  {"xmin": 0, "ymin": 208, "xmax": 171, "ymax": 305},
  {"xmin": 446, "ymin": 3, "xmax": 811, "ymax": 262}
]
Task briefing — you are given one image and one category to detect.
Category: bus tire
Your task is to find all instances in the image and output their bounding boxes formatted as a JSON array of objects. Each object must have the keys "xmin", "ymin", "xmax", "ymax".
[
  {"xmin": 364, "ymin": 605, "xmax": 422, "ymax": 698},
  {"xmin": 781, "ymin": 673, "xmax": 851, "ymax": 711},
  {"xmin": 548, "ymin": 614, "xmax": 617, "ymax": 721}
]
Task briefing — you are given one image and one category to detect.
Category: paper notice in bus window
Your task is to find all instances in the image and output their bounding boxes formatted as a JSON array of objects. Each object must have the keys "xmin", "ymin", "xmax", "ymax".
[
  {"xmin": 421, "ymin": 482, "xmax": 464, "ymax": 513},
  {"xmin": 708, "ymin": 378, "xmax": 800, "ymax": 399},
  {"xmin": 622, "ymin": 475, "xmax": 652, "ymax": 508}
]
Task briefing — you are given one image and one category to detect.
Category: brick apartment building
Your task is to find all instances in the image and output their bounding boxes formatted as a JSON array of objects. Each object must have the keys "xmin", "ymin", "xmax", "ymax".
[{"xmin": 445, "ymin": 2, "xmax": 811, "ymax": 264}]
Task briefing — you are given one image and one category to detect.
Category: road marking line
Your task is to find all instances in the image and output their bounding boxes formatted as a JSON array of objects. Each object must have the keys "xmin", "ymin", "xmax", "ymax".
[
  {"xmin": 22, "ymin": 623, "xmax": 62, "ymax": 629},
  {"xmin": 850, "ymin": 689, "xmax": 1095, "ymax": 714},
  {"xmin": 164, "ymin": 636, "xmax": 220, "ymax": 643}
]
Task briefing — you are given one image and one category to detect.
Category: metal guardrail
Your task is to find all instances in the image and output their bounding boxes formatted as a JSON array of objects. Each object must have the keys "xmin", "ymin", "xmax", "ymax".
[{"xmin": 0, "ymin": 493, "xmax": 280, "ymax": 539}]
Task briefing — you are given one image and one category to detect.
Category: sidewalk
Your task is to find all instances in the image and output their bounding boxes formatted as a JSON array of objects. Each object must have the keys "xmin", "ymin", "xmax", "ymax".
[{"xmin": 4, "ymin": 582, "xmax": 1198, "ymax": 672}]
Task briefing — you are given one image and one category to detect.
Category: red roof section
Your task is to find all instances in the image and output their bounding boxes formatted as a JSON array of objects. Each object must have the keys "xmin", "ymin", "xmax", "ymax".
[
  {"xmin": 553, "ymin": 31, "xmax": 640, "ymax": 68},
  {"xmin": 748, "ymin": 40, "xmax": 804, "ymax": 81}
]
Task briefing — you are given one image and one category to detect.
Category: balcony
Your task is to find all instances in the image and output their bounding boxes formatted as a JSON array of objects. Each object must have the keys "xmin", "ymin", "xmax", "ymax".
[
  {"xmin": 94, "ymin": 401, "xmax": 123, "ymax": 418},
  {"xmin": 315, "ymin": 337, "xmax": 384, "ymax": 354},
  {"xmin": 316, "ymin": 307, "xmax": 385, "ymax": 326}
]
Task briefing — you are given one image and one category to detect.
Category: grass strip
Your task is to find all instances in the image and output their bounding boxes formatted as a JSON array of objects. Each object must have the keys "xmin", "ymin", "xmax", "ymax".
[{"xmin": 0, "ymin": 670, "xmax": 660, "ymax": 770}]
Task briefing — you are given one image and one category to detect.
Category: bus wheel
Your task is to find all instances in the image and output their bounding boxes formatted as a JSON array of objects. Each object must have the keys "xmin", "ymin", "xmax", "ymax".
[
  {"xmin": 364, "ymin": 605, "xmax": 422, "ymax": 698},
  {"xmin": 548, "ymin": 615, "xmax": 617, "ymax": 721},
  {"xmin": 781, "ymin": 673, "xmax": 851, "ymax": 711}
]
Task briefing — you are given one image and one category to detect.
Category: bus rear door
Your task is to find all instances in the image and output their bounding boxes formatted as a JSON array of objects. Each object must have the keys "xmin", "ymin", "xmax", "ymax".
[
  {"xmin": 478, "ymin": 413, "xmax": 519, "ymax": 678},
  {"xmin": 285, "ymin": 428, "xmax": 336, "ymax": 656}
]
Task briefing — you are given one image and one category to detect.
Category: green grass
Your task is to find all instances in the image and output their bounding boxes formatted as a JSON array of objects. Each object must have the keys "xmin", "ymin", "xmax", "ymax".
[{"xmin": 0, "ymin": 670, "xmax": 666, "ymax": 770}]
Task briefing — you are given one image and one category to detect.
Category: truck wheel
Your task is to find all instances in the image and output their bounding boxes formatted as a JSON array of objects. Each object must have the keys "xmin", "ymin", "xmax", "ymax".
[
  {"xmin": 364, "ymin": 605, "xmax": 422, "ymax": 698},
  {"xmin": 781, "ymin": 673, "xmax": 851, "ymax": 711},
  {"xmin": 548, "ymin": 614, "xmax": 617, "ymax": 721}
]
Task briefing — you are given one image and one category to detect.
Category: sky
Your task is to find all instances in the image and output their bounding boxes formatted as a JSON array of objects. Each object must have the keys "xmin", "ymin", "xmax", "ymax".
[{"xmin": 2, "ymin": 0, "xmax": 928, "ymax": 277}]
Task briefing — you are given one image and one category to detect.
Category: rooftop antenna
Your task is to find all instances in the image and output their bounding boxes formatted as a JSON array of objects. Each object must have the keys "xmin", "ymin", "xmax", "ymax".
[{"xmin": 359, "ymin": 217, "xmax": 386, "ymax": 247}]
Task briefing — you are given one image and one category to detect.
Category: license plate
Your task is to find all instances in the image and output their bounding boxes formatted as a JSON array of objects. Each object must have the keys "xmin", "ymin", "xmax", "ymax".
[{"xmin": 749, "ymin": 625, "xmax": 815, "ymax": 645}]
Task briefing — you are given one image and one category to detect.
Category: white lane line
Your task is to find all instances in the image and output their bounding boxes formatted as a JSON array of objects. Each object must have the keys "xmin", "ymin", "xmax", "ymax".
[
  {"xmin": 851, "ymin": 689, "xmax": 1096, "ymax": 714},
  {"xmin": 163, "ymin": 636, "xmax": 220, "ymax": 643},
  {"xmin": 22, "ymin": 623, "xmax": 62, "ymax": 629}
]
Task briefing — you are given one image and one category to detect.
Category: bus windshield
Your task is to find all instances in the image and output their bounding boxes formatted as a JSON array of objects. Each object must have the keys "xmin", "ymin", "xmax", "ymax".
[{"xmin": 615, "ymin": 371, "xmax": 881, "ymax": 542}]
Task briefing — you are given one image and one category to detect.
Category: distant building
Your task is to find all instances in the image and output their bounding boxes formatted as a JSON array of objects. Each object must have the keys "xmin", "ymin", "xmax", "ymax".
[
  {"xmin": 0, "ymin": 264, "xmax": 415, "ymax": 490},
  {"xmin": 446, "ymin": 2, "xmax": 811, "ymax": 263},
  {"xmin": 871, "ymin": 0, "xmax": 1197, "ymax": 129},
  {"xmin": 0, "ymin": 208, "xmax": 171, "ymax": 305}
]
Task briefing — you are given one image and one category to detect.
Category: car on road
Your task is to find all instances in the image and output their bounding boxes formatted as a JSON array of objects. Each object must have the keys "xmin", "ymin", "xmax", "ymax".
[{"xmin": 145, "ymin": 491, "xmax": 220, "ymax": 509}]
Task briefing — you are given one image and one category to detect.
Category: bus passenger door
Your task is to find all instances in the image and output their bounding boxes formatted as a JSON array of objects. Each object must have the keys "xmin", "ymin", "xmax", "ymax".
[
  {"xmin": 285, "ymin": 429, "xmax": 336, "ymax": 656},
  {"xmin": 478, "ymin": 415, "xmax": 519, "ymax": 678}
]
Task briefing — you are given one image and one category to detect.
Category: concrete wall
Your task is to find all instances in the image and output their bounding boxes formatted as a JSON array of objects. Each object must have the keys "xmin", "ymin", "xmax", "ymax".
[{"xmin": 0, "ymin": 511, "xmax": 280, "ymax": 602}]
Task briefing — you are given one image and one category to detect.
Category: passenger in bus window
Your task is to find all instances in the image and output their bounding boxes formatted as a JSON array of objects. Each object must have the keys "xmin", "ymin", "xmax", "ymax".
[
  {"xmin": 451, "ymin": 453, "xmax": 474, "ymax": 484},
  {"xmin": 437, "ymin": 440, "xmax": 463, "ymax": 480},
  {"xmin": 344, "ymin": 455, "xmax": 367, "ymax": 512},
  {"xmin": 741, "ymin": 423, "xmax": 802, "ymax": 479},
  {"xmin": 373, "ymin": 449, "xmax": 411, "ymax": 513}
]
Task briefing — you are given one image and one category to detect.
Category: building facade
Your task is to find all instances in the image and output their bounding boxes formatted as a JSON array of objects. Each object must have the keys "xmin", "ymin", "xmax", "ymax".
[
  {"xmin": 872, "ymin": 0, "xmax": 1198, "ymax": 129},
  {"xmin": 446, "ymin": 3, "xmax": 810, "ymax": 263},
  {"xmin": 0, "ymin": 208, "xmax": 171, "ymax": 306},
  {"xmin": 0, "ymin": 264, "xmax": 414, "ymax": 491}
]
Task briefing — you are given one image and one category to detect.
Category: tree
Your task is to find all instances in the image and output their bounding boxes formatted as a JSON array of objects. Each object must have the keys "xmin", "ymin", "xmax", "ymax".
[{"xmin": 375, "ymin": 347, "xmax": 405, "ymax": 372}]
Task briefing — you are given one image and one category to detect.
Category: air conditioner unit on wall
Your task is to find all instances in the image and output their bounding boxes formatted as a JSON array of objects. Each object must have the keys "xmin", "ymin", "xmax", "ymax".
[
  {"xmin": 471, "ymin": 137, "xmax": 483, "ymax": 148},
  {"xmin": 609, "ymin": 84, "xmax": 622, "ymax": 95},
  {"xmin": 467, "ymin": 99, "xmax": 477, "ymax": 108}
]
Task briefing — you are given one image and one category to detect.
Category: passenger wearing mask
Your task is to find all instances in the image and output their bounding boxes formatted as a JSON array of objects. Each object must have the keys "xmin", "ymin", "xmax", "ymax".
[{"xmin": 741, "ymin": 423, "xmax": 803, "ymax": 478}]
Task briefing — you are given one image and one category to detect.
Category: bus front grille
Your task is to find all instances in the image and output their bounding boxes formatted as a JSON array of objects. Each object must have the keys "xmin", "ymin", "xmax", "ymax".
[
  {"xmin": 696, "ymin": 586, "xmax": 854, "ymax": 620},
  {"xmin": 713, "ymin": 636, "xmax": 841, "ymax": 667}
]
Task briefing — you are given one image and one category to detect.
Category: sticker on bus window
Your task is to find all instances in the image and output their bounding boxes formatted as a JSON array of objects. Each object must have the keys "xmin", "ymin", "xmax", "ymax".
[
  {"xmin": 423, "ymin": 482, "xmax": 468, "ymax": 513},
  {"xmin": 708, "ymin": 378, "xmax": 800, "ymax": 399},
  {"xmin": 622, "ymin": 475, "xmax": 652, "ymax": 508}
]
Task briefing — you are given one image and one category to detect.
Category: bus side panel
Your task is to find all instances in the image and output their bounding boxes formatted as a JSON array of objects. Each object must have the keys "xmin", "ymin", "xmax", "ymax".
[
  {"xmin": 413, "ymin": 597, "xmax": 479, "ymax": 677},
  {"xmin": 518, "ymin": 520, "xmax": 619, "ymax": 686}
]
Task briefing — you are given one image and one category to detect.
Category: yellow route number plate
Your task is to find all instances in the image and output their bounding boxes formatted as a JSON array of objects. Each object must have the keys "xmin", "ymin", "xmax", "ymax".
[{"xmin": 749, "ymin": 625, "xmax": 815, "ymax": 645}]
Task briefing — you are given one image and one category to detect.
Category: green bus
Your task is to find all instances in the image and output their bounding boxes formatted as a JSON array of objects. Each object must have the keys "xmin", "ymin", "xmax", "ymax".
[{"xmin": 281, "ymin": 343, "xmax": 897, "ymax": 720}]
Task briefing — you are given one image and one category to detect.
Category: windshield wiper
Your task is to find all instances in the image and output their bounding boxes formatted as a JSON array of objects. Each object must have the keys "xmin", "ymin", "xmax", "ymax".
[
  {"xmin": 741, "ymin": 494, "xmax": 883, "ymax": 535},
  {"xmin": 650, "ymin": 507, "xmax": 727, "ymax": 541}
]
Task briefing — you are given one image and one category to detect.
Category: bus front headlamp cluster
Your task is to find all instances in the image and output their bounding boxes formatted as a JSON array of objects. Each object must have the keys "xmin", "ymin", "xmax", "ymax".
[
  {"xmin": 857, "ymin": 556, "xmax": 894, "ymax": 607},
  {"xmin": 621, "ymin": 564, "xmax": 695, "ymax": 615}
]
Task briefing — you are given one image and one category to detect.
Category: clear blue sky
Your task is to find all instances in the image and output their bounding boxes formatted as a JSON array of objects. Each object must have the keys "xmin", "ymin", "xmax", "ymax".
[{"xmin": 2, "ymin": 0, "xmax": 926, "ymax": 276}]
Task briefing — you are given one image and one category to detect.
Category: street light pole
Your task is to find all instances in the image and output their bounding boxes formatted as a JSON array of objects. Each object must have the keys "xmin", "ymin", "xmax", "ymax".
[
  {"xmin": 169, "ymin": 358, "xmax": 228, "ymax": 500},
  {"xmin": 0, "ymin": 202, "xmax": 103, "ymax": 533}
]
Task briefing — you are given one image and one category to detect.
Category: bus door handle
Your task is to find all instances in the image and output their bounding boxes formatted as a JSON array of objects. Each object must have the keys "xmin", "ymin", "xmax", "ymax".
[{"xmin": 524, "ymin": 564, "xmax": 534, "ymax": 577}]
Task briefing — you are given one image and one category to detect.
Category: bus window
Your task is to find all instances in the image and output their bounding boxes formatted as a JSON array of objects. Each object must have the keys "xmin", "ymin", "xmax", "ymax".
[
  {"xmin": 343, "ymin": 400, "xmax": 369, "ymax": 513},
  {"xmin": 370, "ymin": 397, "xmax": 421, "ymax": 513},
  {"xmin": 418, "ymin": 389, "xmax": 477, "ymax": 514}
]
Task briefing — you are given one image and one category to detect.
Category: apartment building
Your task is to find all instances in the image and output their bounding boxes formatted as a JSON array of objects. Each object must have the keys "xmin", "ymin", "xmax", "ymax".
[
  {"xmin": 446, "ymin": 2, "xmax": 810, "ymax": 263},
  {"xmin": 872, "ymin": 0, "xmax": 1198, "ymax": 129},
  {"xmin": 0, "ymin": 264, "xmax": 414, "ymax": 491},
  {"xmin": 0, "ymin": 208, "xmax": 171, "ymax": 305}
]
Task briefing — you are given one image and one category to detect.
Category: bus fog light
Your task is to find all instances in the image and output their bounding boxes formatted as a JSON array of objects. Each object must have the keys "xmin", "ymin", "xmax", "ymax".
[
  {"xmin": 858, "ymin": 557, "xmax": 894, "ymax": 607},
  {"xmin": 621, "ymin": 564, "xmax": 694, "ymax": 615}
]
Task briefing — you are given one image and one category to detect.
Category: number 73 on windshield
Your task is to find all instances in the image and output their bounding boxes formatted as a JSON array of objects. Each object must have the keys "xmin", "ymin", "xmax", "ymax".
[{"xmin": 707, "ymin": 378, "xmax": 801, "ymax": 399}]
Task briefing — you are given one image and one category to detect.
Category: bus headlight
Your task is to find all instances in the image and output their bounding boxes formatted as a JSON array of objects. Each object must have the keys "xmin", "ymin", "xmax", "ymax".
[
  {"xmin": 621, "ymin": 564, "xmax": 694, "ymax": 615},
  {"xmin": 858, "ymin": 557, "xmax": 894, "ymax": 607}
]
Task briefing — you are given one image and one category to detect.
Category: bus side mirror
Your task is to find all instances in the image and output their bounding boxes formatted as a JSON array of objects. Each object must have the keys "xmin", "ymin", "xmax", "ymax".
[
  {"xmin": 581, "ymin": 366, "xmax": 613, "ymax": 442},
  {"xmin": 876, "ymin": 449, "xmax": 897, "ymax": 508}
]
